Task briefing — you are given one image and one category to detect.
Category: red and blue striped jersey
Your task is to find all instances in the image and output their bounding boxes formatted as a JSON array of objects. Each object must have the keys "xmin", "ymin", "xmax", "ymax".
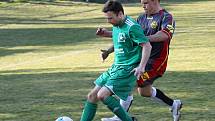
[{"xmin": 137, "ymin": 9, "xmax": 175, "ymax": 74}]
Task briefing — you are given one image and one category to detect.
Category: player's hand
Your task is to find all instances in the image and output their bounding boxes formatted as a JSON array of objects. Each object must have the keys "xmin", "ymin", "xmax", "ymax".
[
  {"xmin": 96, "ymin": 27, "xmax": 107, "ymax": 37},
  {"xmin": 100, "ymin": 49, "xmax": 109, "ymax": 62},
  {"xmin": 131, "ymin": 66, "xmax": 145, "ymax": 80}
]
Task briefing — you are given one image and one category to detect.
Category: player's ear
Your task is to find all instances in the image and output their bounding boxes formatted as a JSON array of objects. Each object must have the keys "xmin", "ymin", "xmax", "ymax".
[{"xmin": 118, "ymin": 11, "xmax": 124, "ymax": 18}]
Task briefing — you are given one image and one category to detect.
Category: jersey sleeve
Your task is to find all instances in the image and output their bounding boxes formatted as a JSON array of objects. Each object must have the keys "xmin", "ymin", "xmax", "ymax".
[
  {"xmin": 129, "ymin": 24, "xmax": 149, "ymax": 45},
  {"xmin": 161, "ymin": 13, "xmax": 175, "ymax": 40}
]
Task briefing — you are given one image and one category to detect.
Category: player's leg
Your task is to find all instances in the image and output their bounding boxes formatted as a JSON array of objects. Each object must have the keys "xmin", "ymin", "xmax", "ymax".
[
  {"xmin": 80, "ymin": 86, "xmax": 101, "ymax": 121},
  {"xmin": 100, "ymin": 65, "xmax": 137, "ymax": 121},
  {"xmin": 98, "ymin": 87, "xmax": 133, "ymax": 121},
  {"xmin": 120, "ymin": 95, "xmax": 134, "ymax": 112},
  {"xmin": 101, "ymin": 94, "xmax": 133, "ymax": 121},
  {"xmin": 137, "ymin": 84, "xmax": 174, "ymax": 105},
  {"xmin": 151, "ymin": 86, "xmax": 182, "ymax": 121},
  {"xmin": 138, "ymin": 71, "xmax": 175, "ymax": 105},
  {"xmin": 81, "ymin": 69, "xmax": 110, "ymax": 121},
  {"xmin": 137, "ymin": 72, "xmax": 182, "ymax": 121}
]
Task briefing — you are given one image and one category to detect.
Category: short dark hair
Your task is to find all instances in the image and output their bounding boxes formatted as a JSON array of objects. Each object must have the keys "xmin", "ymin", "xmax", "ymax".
[{"xmin": 102, "ymin": 0, "xmax": 124, "ymax": 15}]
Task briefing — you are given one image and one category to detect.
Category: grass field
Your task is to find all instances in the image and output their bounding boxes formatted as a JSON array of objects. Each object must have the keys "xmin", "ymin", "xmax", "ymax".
[{"xmin": 0, "ymin": 0, "xmax": 215, "ymax": 121}]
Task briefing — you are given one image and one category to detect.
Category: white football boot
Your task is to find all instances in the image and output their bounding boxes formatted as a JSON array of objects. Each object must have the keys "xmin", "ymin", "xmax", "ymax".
[
  {"xmin": 101, "ymin": 116, "xmax": 137, "ymax": 121},
  {"xmin": 101, "ymin": 115, "xmax": 121, "ymax": 121},
  {"xmin": 171, "ymin": 100, "xmax": 182, "ymax": 121}
]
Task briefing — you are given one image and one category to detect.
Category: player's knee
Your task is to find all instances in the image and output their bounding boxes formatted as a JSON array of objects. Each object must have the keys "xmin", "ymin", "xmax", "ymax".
[
  {"xmin": 138, "ymin": 89, "xmax": 152, "ymax": 97},
  {"xmin": 97, "ymin": 92, "xmax": 109, "ymax": 101},
  {"xmin": 97, "ymin": 94, "xmax": 105, "ymax": 101},
  {"xmin": 140, "ymin": 92, "xmax": 151, "ymax": 97},
  {"xmin": 97, "ymin": 87, "xmax": 111, "ymax": 101},
  {"xmin": 87, "ymin": 92, "xmax": 98, "ymax": 102}
]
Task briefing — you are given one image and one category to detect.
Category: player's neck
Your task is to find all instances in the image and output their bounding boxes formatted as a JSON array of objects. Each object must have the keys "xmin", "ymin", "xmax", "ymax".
[
  {"xmin": 149, "ymin": 6, "xmax": 162, "ymax": 15},
  {"xmin": 116, "ymin": 15, "xmax": 126, "ymax": 27}
]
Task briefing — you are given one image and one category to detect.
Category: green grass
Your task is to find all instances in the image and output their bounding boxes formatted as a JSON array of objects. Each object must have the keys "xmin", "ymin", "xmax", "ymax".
[{"xmin": 0, "ymin": 0, "xmax": 215, "ymax": 121}]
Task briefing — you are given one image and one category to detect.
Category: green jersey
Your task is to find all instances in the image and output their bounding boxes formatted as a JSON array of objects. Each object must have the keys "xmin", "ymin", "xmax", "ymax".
[{"xmin": 112, "ymin": 16, "xmax": 148, "ymax": 65}]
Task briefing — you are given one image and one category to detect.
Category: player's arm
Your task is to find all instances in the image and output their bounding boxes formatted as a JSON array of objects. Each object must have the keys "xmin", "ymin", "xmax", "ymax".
[
  {"xmin": 134, "ymin": 42, "xmax": 151, "ymax": 79},
  {"xmin": 96, "ymin": 27, "xmax": 114, "ymax": 61},
  {"xmin": 148, "ymin": 13, "xmax": 175, "ymax": 42},
  {"xmin": 96, "ymin": 27, "xmax": 112, "ymax": 37},
  {"xmin": 100, "ymin": 44, "xmax": 114, "ymax": 61},
  {"xmin": 147, "ymin": 31, "xmax": 169, "ymax": 42},
  {"xmin": 129, "ymin": 25, "xmax": 152, "ymax": 79}
]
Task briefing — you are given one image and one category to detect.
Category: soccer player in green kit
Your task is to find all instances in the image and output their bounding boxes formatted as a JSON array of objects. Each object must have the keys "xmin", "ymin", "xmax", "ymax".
[{"xmin": 80, "ymin": 0, "xmax": 152, "ymax": 121}]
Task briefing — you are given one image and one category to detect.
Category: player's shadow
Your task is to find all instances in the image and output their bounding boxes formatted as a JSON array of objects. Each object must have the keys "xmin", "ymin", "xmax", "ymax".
[{"xmin": 0, "ymin": 69, "xmax": 214, "ymax": 120}]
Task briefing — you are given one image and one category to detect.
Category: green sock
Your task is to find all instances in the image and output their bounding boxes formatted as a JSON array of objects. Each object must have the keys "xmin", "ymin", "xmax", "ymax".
[
  {"xmin": 80, "ymin": 101, "xmax": 97, "ymax": 121},
  {"xmin": 103, "ymin": 96, "xmax": 132, "ymax": 121}
]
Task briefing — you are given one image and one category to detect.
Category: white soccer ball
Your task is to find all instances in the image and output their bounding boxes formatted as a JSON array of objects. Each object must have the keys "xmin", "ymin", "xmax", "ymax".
[{"xmin": 55, "ymin": 116, "xmax": 73, "ymax": 121}]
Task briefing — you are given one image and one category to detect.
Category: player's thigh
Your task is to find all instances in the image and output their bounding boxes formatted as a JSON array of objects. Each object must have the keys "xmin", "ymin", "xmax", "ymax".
[
  {"xmin": 97, "ymin": 86, "xmax": 112, "ymax": 101},
  {"xmin": 137, "ymin": 70, "xmax": 161, "ymax": 87}
]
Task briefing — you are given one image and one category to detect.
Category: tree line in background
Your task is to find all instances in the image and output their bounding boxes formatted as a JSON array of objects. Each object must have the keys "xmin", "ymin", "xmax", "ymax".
[
  {"xmin": 1, "ymin": 0, "xmax": 212, "ymax": 4},
  {"xmin": 0, "ymin": 0, "xmax": 140, "ymax": 3}
]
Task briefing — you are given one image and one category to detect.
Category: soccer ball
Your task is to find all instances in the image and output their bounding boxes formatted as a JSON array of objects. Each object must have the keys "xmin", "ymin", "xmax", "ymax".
[{"xmin": 55, "ymin": 116, "xmax": 73, "ymax": 121}]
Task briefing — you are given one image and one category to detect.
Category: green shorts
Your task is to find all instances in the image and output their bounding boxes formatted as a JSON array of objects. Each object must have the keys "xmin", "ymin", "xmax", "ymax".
[{"xmin": 94, "ymin": 64, "xmax": 137, "ymax": 101}]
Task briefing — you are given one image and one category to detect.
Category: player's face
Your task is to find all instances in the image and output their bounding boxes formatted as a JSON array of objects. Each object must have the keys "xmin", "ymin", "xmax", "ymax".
[
  {"xmin": 104, "ymin": 11, "xmax": 121, "ymax": 26},
  {"xmin": 141, "ymin": 0, "xmax": 156, "ymax": 15}
]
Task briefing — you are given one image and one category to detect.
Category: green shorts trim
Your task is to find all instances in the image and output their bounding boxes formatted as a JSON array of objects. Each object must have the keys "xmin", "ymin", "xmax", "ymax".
[{"xmin": 94, "ymin": 64, "xmax": 137, "ymax": 100}]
